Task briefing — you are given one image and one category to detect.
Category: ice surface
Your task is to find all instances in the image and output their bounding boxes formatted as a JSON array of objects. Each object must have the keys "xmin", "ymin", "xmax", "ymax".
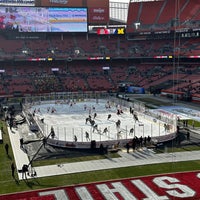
[{"xmin": 29, "ymin": 99, "xmax": 170, "ymax": 143}]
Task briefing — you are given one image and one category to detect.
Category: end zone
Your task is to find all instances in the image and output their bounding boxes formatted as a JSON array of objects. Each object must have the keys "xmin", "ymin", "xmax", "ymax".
[{"xmin": 1, "ymin": 171, "xmax": 200, "ymax": 200}]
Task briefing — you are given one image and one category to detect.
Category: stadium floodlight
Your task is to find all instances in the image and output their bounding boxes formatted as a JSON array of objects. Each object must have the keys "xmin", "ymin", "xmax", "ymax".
[
  {"xmin": 22, "ymin": 50, "xmax": 28, "ymax": 54},
  {"xmin": 134, "ymin": 22, "xmax": 140, "ymax": 29},
  {"xmin": 74, "ymin": 49, "xmax": 80, "ymax": 55}
]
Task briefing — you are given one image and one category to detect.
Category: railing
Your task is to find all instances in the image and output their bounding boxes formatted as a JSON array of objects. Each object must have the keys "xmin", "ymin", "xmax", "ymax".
[{"xmin": 21, "ymin": 91, "xmax": 177, "ymax": 149}]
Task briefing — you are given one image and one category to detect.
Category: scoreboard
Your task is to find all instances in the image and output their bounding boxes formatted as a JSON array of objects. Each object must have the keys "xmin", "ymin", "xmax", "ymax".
[{"xmin": 97, "ymin": 27, "xmax": 125, "ymax": 35}]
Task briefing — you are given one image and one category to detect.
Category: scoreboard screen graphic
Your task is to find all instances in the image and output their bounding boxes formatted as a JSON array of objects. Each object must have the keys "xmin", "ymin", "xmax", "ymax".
[{"xmin": 0, "ymin": 7, "xmax": 88, "ymax": 32}]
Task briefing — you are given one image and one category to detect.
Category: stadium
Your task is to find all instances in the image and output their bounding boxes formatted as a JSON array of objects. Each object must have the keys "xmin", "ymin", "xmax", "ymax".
[{"xmin": 0, "ymin": 0, "xmax": 200, "ymax": 199}]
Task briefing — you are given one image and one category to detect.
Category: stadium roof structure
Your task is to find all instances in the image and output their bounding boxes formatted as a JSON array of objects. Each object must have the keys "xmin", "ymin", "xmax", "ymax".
[
  {"xmin": 110, "ymin": 0, "xmax": 130, "ymax": 24},
  {"xmin": 109, "ymin": 0, "xmax": 163, "ymax": 25}
]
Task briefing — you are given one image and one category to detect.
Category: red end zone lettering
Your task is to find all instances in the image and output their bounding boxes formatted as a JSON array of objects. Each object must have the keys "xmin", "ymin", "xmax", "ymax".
[{"xmin": 1, "ymin": 171, "xmax": 200, "ymax": 200}]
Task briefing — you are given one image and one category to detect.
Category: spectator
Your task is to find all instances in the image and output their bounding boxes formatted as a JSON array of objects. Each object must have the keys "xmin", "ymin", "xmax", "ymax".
[
  {"xmin": 187, "ymin": 130, "xmax": 190, "ymax": 141},
  {"xmin": 11, "ymin": 162, "xmax": 15, "ymax": 178},
  {"xmin": 22, "ymin": 164, "xmax": 28, "ymax": 180},
  {"xmin": 5, "ymin": 143, "xmax": 9, "ymax": 155}
]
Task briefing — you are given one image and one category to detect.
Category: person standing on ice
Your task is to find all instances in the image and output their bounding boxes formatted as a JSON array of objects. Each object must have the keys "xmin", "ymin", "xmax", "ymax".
[
  {"xmin": 103, "ymin": 127, "xmax": 108, "ymax": 134},
  {"xmin": 93, "ymin": 124, "xmax": 98, "ymax": 133},
  {"xmin": 116, "ymin": 119, "xmax": 121, "ymax": 128},
  {"xmin": 85, "ymin": 117, "xmax": 90, "ymax": 124},
  {"xmin": 85, "ymin": 131, "xmax": 90, "ymax": 141},
  {"xmin": 133, "ymin": 113, "xmax": 139, "ymax": 122},
  {"xmin": 74, "ymin": 135, "xmax": 77, "ymax": 142},
  {"xmin": 88, "ymin": 107, "xmax": 91, "ymax": 115},
  {"xmin": 50, "ymin": 126, "xmax": 55, "ymax": 139},
  {"xmin": 107, "ymin": 114, "xmax": 111, "ymax": 120},
  {"xmin": 130, "ymin": 106, "xmax": 134, "ymax": 114},
  {"xmin": 129, "ymin": 128, "xmax": 134, "ymax": 136},
  {"xmin": 105, "ymin": 101, "xmax": 110, "ymax": 109}
]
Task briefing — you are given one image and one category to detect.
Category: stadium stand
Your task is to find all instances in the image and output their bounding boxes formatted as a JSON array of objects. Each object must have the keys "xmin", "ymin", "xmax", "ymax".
[
  {"xmin": 0, "ymin": 0, "xmax": 199, "ymax": 103},
  {"xmin": 127, "ymin": 0, "xmax": 200, "ymax": 32}
]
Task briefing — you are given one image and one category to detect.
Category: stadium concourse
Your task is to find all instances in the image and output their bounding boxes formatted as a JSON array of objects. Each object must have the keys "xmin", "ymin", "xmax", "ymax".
[{"xmin": 6, "ymin": 96, "xmax": 200, "ymax": 181}]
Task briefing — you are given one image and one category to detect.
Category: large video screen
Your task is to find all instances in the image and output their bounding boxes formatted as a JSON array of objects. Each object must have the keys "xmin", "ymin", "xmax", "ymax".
[
  {"xmin": 0, "ymin": 0, "xmax": 35, "ymax": 5},
  {"xmin": 0, "ymin": 7, "xmax": 88, "ymax": 32}
]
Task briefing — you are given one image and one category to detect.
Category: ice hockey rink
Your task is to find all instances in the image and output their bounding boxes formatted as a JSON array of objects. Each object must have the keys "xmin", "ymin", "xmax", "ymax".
[{"xmin": 25, "ymin": 98, "xmax": 175, "ymax": 145}]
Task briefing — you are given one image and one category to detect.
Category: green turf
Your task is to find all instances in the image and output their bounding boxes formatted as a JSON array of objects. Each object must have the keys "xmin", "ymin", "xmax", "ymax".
[{"xmin": 187, "ymin": 119, "xmax": 200, "ymax": 128}]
